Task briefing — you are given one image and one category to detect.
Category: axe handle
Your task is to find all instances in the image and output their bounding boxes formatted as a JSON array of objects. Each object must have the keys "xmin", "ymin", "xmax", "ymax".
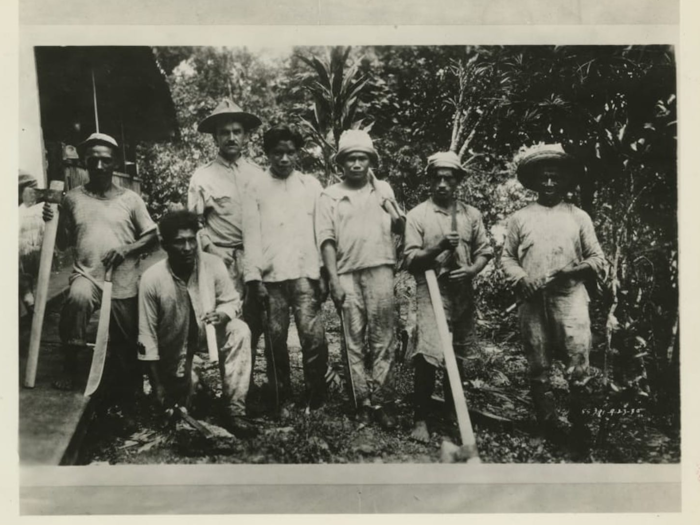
[
  {"xmin": 425, "ymin": 269, "xmax": 478, "ymax": 450},
  {"xmin": 177, "ymin": 406, "xmax": 214, "ymax": 439},
  {"xmin": 196, "ymin": 241, "xmax": 218, "ymax": 363},
  {"xmin": 24, "ymin": 180, "xmax": 64, "ymax": 388}
]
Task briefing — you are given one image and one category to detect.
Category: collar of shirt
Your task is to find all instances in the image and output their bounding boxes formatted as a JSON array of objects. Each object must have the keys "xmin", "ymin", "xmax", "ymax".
[
  {"xmin": 165, "ymin": 258, "xmax": 196, "ymax": 288},
  {"xmin": 265, "ymin": 168, "xmax": 302, "ymax": 183},
  {"xmin": 214, "ymin": 154, "xmax": 239, "ymax": 170},
  {"xmin": 334, "ymin": 180, "xmax": 374, "ymax": 204},
  {"xmin": 430, "ymin": 198, "xmax": 466, "ymax": 216}
]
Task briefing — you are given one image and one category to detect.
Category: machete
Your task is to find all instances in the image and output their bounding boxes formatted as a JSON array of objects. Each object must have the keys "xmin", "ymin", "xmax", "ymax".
[
  {"xmin": 196, "ymin": 239, "xmax": 219, "ymax": 363},
  {"xmin": 84, "ymin": 267, "xmax": 114, "ymax": 397},
  {"xmin": 194, "ymin": 187, "xmax": 218, "ymax": 362}
]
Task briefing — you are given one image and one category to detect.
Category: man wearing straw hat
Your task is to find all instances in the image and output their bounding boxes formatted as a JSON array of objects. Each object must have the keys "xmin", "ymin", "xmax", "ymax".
[
  {"xmin": 315, "ymin": 129, "xmax": 405, "ymax": 429},
  {"xmin": 501, "ymin": 143, "xmax": 606, "ymax": 453},
  {"xmin": 404, "ymin": 151, "xmax": 493, "ymax": 443},
  {"xmin": 188, "ymin": 99, "xmax": 265, "ymax": 344},
  {"xmin": 42, "ymin": 133, "xmax": 158, "ymax": 397}
]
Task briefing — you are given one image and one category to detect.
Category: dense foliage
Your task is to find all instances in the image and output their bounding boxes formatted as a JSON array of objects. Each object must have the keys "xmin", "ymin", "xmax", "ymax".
[{"xmin": 138, "ymin": 46, "xmax": 678, "ymax": 446}]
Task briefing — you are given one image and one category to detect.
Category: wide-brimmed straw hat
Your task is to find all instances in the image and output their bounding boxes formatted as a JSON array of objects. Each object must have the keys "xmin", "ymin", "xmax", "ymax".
[
  {"xmin": 334, "ymin": 129, "xmax": 379, "ymax": 166},
  {"xmin": 77, "ymin": 132, "xmax": 120, "ymax": 157},
  {"xmin": 197, "ymin": 98, "xmax": 262, "ymax": 134},
  {"xmin": 515, "ymin": 143, "xmax": 581, "ymax": 190},
  {"xmin": 425, "ymin": 151, "xmax": 467, "ymax": 178}
]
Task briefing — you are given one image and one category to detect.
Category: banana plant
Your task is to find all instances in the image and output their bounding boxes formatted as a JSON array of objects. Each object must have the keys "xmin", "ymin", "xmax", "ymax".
[{"xmin": 291, "ymin": 46, "xmax": 375, "ymax": 182}]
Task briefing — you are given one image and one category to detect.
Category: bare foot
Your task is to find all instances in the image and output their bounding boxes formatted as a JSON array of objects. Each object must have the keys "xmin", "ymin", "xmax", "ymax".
[{"xmin": 410, "ymin": 420, "xmax": 430, "ymax": 443}]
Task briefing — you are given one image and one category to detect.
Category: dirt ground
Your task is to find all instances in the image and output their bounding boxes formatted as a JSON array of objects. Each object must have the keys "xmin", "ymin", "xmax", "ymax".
[{"xmin": 80, "ymin": 296, "xmax": 680, "ymax": 466}]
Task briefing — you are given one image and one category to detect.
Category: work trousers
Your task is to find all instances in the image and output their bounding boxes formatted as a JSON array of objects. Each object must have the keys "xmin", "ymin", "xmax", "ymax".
[
  {"xmin": 519, "ymin": 283, "xmax": 591, "ymax": 387},
  {"xmin": 339, "ymin": 265, "xmax": 396, "ymax": 407},
  {"xmin": 220, "ymin": 247, "xmax": 264, "ymax": 352},
  {"xmin": 263, "ymin": 278, "xmax": 328, "ymax": 404},
  {"xmin": 164, "ymin": 317, "xmax": 252, "ymax": 416},
  {"xmin": 410, "ymin": 278, "xmax": 476, "ymax": 368},
  {"xmin": 59, "ymin": 274, "xmax": 140, "ymax": 399}
]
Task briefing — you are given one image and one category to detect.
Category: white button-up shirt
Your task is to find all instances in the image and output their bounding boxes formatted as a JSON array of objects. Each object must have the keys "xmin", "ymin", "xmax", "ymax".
[{"xmin": 242, "ymin": 169, "xmax": 323, "ymax": 283}]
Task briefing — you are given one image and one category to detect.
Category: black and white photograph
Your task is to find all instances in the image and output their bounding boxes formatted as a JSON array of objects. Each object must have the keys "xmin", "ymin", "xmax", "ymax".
[
  {"xmin": 11, "ymin": 0, "xmax": 694, "ymax": 517},
  {"xmin": 18, "ymin": 43, "xmax": 680, "ymax": 466}
]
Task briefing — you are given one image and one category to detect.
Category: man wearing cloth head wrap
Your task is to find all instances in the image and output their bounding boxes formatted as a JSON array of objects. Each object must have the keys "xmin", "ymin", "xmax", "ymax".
[
  {"xmin": 42, "ymin": 133, "xmax": 158, "ymax": 397},
  {"xmin": 315, "ymin": 130, "xmax": 405, "ymax": 429},
  {"xmin": 501, "ymin": 143, "xmax": 607, "ymax": 455},
  {"xmin": 404, "ymin": 151, "xmax": 493, "ymax": 442}
]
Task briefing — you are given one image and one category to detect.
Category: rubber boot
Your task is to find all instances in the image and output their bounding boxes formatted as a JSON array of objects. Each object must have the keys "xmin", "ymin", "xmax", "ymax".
[
  {"xmin": 414, "ymin": 356, "xmax": 436, "ymax": 422},
  {"xmin": 568, "ymin": 384, "xmax": 590, "ymax": 460},
  {"xmin": 53, "ymin": 344, "xmax": 81, "ymax": 391},
  {"xmin": 530, "ymin": 381, "xmax": 567, "ymax": 445}
]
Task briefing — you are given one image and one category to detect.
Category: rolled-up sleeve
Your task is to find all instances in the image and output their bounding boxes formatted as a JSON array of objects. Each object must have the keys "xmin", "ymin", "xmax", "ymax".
[
  {"xmin": 469, "ymin": 209, "xmax": 494, "ymax": 260},
  {"xmin": 137, "ymin": 275, "xmax": 160, "ymax": 362},
  {"xmin": 241, "ymin": 182, "xmax": 262, "ymax": 282},
  {"xmin": 501, "ymin": 215, "xmax": 528, "ymax": 286},
  {"xmin": 212, "ymin": 256, "xmax": 241, "ymax": 320},
  {"xmin": 578, "ymin": 211, "xmax": 608, "ymax": 282},
  {"xmin": 309, "ymin": 177, "xmax": 325, "ymax": 269},
  {"xmin": 315, "ymin": 192, "xmax": 336, "ymax": 249},
  {"xmin": 130, "ymin": 193, "xmax": 157, "ymax": 238},
  {"xmin": 187, "ymin": 172, "xmax": 212, "ymax": 216},
  {"xmin": 403, "ymin": 210, "xmax": 424, "ymax": 272}
]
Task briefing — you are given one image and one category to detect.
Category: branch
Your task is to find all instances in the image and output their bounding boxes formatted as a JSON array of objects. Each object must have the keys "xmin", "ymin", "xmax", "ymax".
[{"xmin": 457, "ymin": 111, "xmax": 487, "ymax": 160}]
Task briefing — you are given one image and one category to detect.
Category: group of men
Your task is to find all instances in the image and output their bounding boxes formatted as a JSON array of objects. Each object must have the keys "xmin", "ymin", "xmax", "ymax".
[{"xmin": 41, "ymin": 97, "xmax": 606, "ymax": 452}]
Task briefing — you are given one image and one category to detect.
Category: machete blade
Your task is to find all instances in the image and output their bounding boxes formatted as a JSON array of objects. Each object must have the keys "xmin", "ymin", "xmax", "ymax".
[{"xmin": 84, "ymin": 269, "xmax": 113, "ymax": 397}]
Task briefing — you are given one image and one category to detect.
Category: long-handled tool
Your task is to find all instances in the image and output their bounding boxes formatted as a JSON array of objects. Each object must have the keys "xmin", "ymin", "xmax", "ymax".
[
  {"xmin": 196, "ymin": 239, "xmax": 219, "ymax": 363},
  {"xmin": 171, "ymin": 405, "xmax": 214, "ymax": 440},
  {"xmin": 337, "ymin": 307, "xmax": 358, "ymax": 410},
  {"xmin": 84, "ymin": 267, "xmax": 114, "ymax": 397},
  {"xmin": 263, "ymin": 298, "xmax": 280, "ymax": 413},
  {"xmin": 425, "ymin": 269, "xmax": 481, "ymax": 463},
  {"xmin": 24, "ymin": 180, "xmax": 64, "ymax": 388},
  {"xmin": 368, "ymin": 169, "xmax": 406, "ymax": 222}
]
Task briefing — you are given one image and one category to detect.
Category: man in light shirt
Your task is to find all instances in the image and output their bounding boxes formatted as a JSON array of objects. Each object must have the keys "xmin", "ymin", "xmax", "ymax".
[
  {"xmin": 315, "ymin": 129, "xmax": 405, "ymax": 429},
  {"xmin": 138, "ymin": 210, "xmax": 257, "ymax": 437},
  {"xmin": 42, "ymin": 133, "xmax": 158, "ymax": 397},
  {"xmin": 188, "ymin": 99, "xmax": 265, "ymax": 346},
  {"xmin": 243, "ymin": 126, "xmax": 328, "ymax": 413},
  {"xmin": 501, "ymin": 143, "xmax": 607, "ymax": 455},
  {"xmin": 403, "ymin": 151, "xmax": 493, "ymax": 442}
]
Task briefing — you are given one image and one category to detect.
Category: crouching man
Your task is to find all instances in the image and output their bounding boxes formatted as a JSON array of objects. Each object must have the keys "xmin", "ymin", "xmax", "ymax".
[
  {"xmin": 501, "ymin": 144, "xmax": 606, "ymax": 454},
  {"xmin": 138, "ymin": 210, "xmax": 257, "ymax": 438},
  {"xmin": 404, "ymin": 151, "xmax": 493, "ymax": 442}
]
